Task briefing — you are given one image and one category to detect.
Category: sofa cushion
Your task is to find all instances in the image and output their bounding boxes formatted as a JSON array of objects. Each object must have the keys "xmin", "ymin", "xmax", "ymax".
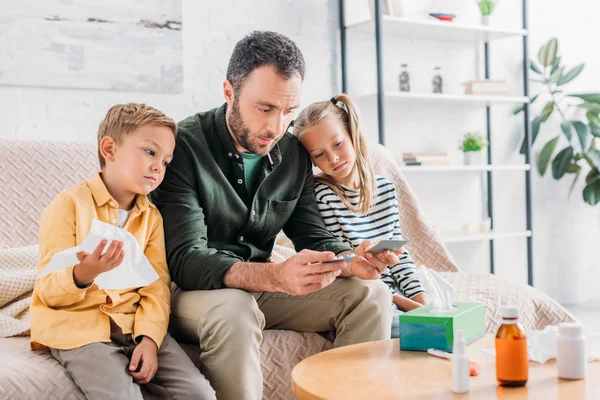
[{"xmin": 0, "ymin": 246, "xmax": 38, "ymax": 338}]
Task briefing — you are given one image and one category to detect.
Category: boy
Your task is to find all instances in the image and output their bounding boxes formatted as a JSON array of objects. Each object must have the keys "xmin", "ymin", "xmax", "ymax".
[{"xmin": 30, "ymin": 103, "xmax": 215, "ymax": 400}]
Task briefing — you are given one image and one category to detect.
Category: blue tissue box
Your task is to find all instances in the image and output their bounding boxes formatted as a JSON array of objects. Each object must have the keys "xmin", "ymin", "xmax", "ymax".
[{"xmin": 399, "ymin": 302, "xmax": 486, "ymax": 352}]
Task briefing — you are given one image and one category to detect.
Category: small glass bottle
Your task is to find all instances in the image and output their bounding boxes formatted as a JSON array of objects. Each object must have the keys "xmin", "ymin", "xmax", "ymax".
[
  {"xmin": 495, "ymin": 305, "xmax": 528, "ymax": 387},
  {"xmin": 399, "ymin": 64, "xmax": 410, "ymax": 92},
  {"xmin": 432, "ymin": 66, "xmax": 443, "ymax": 93}
]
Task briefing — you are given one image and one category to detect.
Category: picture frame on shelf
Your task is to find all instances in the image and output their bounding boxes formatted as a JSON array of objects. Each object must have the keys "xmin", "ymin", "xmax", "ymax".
[
  {"xmin": 344, "ymin": 0, "xmax": 394, "ymax": 26},
  {"xmin": 373, "ymin": 0, "xmax": 394, "ymax": 16}
]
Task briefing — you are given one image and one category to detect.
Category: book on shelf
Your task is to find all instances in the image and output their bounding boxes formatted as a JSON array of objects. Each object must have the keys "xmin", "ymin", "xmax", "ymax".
[
  {"xmin": 464, "ymin": 80, "xmax": 509, "ymax": 95},
  {"xmin": 402, "ymin": 151, "xmax": 449, "ymax": 165},
  {"xmin": 404, "ymin": 160, "xmax": 450, "ymax": 166},
  {"xmin": 403, "ymin": 155, "xmax": 449, "ymax": 163},
  {"xmin": 402, "ymin": 152, "xmax": 448, "ymax": 157}
]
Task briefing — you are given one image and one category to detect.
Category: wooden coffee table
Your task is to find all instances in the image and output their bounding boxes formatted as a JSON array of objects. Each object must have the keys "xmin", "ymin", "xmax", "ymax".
[{"xmin": 292, "ymin": 335, "xmax": 599, "ymax": 399}]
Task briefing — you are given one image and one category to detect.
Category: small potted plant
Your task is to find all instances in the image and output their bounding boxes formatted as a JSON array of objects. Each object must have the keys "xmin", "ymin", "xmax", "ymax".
[
  {"xmin": 477, "ymin": 0, "xmax": 496, "ymax": 25},
  {"xmin": 459, "ymin": 132, "xmax": 489, "ymax": 165}
]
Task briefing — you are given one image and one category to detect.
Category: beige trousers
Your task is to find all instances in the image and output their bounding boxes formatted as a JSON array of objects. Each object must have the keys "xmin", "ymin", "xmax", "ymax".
[
  {"xmin": 169, "ymin": 277, "xmax": 392, "ymax": 400},
  {"xmin": 50, "ymin": 321, "xmax": 216, "ymax": 400}
]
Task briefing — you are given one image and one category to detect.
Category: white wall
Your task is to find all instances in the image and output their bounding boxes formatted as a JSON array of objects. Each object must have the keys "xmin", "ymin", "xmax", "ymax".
[
  {"xmin": 2, "ymin": 0, "xmax": 598, "ymax": 304},
  {"xmin": 0, "ymin": 0, "xmax": 340, "ymax": 141}
]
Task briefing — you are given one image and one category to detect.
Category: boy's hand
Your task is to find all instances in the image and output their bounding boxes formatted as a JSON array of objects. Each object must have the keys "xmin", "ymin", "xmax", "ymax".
[
  {"xmin": 73, "ymin": 239, "xmax": 124, "ymax": 287},
  {"xmin": 129, "ymin": 336, "xmax": 159, "ymax": 384},
  {"xmin": 349, "ymin": 240, "xmax": 400, "ymax": 280}
]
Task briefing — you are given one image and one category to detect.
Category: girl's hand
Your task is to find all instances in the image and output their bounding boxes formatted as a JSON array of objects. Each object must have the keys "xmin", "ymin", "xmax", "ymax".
[
  {"xmin": 411, "ymin": 293, "xmax": 428, "ymax": 305},
  {"xmin": 349, "ymin": 241, "xmax": 400, "ymax": 280},
  {"xmin": 393, "ymin": 294, "xmax": 424, "ymax": 312},
  {"xmin": 129, "ymin": 336, "xmax": 159, "ymax": 384}
]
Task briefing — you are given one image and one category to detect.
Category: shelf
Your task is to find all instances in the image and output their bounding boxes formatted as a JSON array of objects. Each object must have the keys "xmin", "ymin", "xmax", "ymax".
[
  {"xmin": 357, "ymin": 92, "xmax": 529, "ymax": 106},
  {"xmin": 346, "ymin": 16, "xmax": 528, "ymax": 43},
  {"xmin": 442, "ymin": 230, "xmax": 532, "ymax": 244},
  {"xmin": 399, "ymin": 164, "xmax": 531, "ymax": 172}
]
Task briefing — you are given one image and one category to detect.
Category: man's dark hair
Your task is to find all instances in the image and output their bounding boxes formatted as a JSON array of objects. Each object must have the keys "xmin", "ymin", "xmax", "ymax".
[{"xmin": 226, "ymin": 31, "xmax": 306, "ymax": 94}]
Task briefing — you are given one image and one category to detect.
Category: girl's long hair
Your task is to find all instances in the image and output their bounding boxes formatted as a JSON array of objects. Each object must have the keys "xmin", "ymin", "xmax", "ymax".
[{"xmin": 294, "ymin": 94, "xmax": 376, "ymax": 215}]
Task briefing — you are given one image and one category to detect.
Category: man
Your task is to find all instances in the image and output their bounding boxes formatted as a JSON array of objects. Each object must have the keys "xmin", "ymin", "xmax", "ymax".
[{"xmin": 152, "ymin": 31, "xmax": 396, "ymax": 400}]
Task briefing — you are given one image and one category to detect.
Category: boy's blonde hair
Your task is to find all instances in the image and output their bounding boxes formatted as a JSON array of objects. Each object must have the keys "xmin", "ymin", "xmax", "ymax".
[
  {"xmin": 294, "ymin": 94, "xmax": 376, "ymax": 215},
  {"xmin": 97, "ymin": 103, "xmax": 178, "ymax": 168}
]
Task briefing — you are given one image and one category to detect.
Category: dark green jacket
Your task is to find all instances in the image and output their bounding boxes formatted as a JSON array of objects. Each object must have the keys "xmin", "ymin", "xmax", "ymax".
[{"xmin": 151, "ymin": 104, "xmax": 352, "ymax": 290}]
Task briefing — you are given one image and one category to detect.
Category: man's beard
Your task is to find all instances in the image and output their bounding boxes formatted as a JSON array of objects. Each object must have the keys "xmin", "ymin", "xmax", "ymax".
[{"xmin": 229, "ymin": 98, "xmax": 275, "ymax": 156}]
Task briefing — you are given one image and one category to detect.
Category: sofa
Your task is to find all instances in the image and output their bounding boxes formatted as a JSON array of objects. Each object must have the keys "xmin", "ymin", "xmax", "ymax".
[{"xmin": 0, "ymin": 139, "xmax": 575, "ymax": 400}]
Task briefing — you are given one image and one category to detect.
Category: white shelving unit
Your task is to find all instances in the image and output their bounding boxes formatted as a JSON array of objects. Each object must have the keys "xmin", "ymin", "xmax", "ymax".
[
  {"xmin": 441, "ymin": 230, "xmax": 533, "ymax": 244},
  {"xmin": 339, "ymin": 0, "xmax": 534, "ymax": 282},
  {"xmin": 347, "ymin": 16, "xmax": 527, "ymax": 43},
  {"xmin": 357, "ymin": 92, "xmax": 529, "ymax": 106},
  {"xmin": 399, "ymin": 164, "xmax": 531, "ymax": 172}
]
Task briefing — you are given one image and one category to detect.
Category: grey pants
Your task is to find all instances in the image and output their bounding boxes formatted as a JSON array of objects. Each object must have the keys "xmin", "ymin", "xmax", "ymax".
[
  {"xmin": 169, "ymin": 277, "xmax": 392, "ymax": 400},
  {"xmin": 50, "ymin": 321, "xmax": 216, "ymax": 400}
]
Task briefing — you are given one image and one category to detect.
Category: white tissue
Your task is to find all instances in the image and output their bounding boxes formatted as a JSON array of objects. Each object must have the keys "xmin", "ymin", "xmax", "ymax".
[
  {"xmin": 39, "ymin": 219, "xmax": 159, "ymax": 290},
  {"xmin": 528, "ymin": 325, "xmax": 600, "ymax": 363},
  {"xmin": 482, "ymin": 326, "xmax": 600, "ymax": 363},
  {"xmin": 416, "ymin": 267, "xmax": 456, "ymax": 313}
]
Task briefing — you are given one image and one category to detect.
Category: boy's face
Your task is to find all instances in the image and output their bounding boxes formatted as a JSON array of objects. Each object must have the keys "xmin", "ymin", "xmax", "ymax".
[{"xmin": 108, "ymin": 124, "xmax": 175, "ymax": 196}]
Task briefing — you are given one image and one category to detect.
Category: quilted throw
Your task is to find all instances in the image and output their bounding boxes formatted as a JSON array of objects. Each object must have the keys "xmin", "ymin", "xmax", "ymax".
[{"xmin": 0, "ymin": 246, "xmax": 38, "ymax": 338}]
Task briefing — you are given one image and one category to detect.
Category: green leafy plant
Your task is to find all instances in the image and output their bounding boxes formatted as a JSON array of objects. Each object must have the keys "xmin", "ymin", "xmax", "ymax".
[
  {"xmin": 459, "ymin": 132, "xmax": 489, "ymax": 152},
  {"xmin": 477, "ymin": 0, "xmax": 496, "ymax": 16},
  {"xmin": 514, "ymin": 37, "xmax": 600, "ymax": 206}
]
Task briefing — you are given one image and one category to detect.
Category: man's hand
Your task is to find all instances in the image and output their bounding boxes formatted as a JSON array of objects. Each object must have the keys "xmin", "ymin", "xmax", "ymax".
[
  {"xmin": 73, "ymin": 239, "xmax": 124, "ymax": 287},
  {"xmin": 129, "ymin": 336, "xmax": 159, "ymax": 384},
  {"xmin": 274, "ymin": 249, "xmax": 347, "ymax": 295},
  {"xmin": 347, "ymin": 240, "xmax": 400, "ymax": 280}
]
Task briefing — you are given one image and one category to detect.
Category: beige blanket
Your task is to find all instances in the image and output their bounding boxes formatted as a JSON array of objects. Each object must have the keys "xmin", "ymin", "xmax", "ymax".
[{"xmin": 0, "ymin": 246, "xmax": 38, "ymax": 338}]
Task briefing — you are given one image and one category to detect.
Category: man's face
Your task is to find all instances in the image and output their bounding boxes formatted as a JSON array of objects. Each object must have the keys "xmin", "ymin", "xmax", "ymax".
[{"xmin": 225, "ymin": 65, "xmax": 302, "ymax": 156}]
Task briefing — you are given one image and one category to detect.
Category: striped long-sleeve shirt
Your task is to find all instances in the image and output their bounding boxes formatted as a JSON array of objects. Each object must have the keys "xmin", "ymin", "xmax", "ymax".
[{"xmin": 315, "ymin": 176, "xmax": 425, "ymax": 299}]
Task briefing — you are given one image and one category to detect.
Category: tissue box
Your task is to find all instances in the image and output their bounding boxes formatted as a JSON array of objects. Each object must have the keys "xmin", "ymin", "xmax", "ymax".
[{"xmin": 399, "ymin": 302, "xmax": 486, "ymax": 352}]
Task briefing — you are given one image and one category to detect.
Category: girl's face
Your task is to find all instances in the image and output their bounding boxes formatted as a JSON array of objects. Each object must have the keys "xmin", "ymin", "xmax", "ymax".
[{"xmin": 299, "ymin": 119, "xmax": 357, "ymax": 186}]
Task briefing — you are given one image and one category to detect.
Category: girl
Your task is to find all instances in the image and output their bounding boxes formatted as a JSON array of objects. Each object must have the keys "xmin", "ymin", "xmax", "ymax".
[{"xmin": 294, "ymin": 94, "xmax": 427, "ymax": 337}]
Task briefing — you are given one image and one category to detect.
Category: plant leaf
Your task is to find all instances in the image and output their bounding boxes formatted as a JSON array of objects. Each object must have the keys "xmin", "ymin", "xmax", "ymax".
[
  {"xmin": 538, "ymin": 38, "xmax": 558, "ymax": 67},
  {"xmin": 550, "ymin": 56, "xmax": 562, "ymax": 75},
  {"xmin": 537, "ymin": 136, "xmax": 560, "ymax": 176},
  {"xmin": 568, "ymin": 166, "xmax": 582, "ymax": 197},
  {"xmin": 583, "ymin": 180, "xmax": 600, "ymax": 206},
  {"xmin": 552, "ymin": 146, "xmax": 574, "ymax": 179},
  {"xmin": 530, "ymin": 60, "xmax": 542, "ymax": 74},
  {"xmin": 578, "ymin": 102, "xmax": 600, "ymax": 113},
  {"xmin": 586, "ymin": 168, "xmax": 600, "ymax": 184},
  {"xmin": 591, "ymin": 124, "xmax": 600, "ymax": 138},
  {"xmin": 567, "ymin": 163, "xmax": 581, "ymax": 173},
  {"xmin": 587, "ymin": 112, "xmax": 600, "ymax": 127},
  {"xmin": 570, "ymin": 93, "xmax": 600, "ymax": 103},
  {"xmin": 540, "ymin": 101, "xmax": 555, "ymax": 122},
  {"xmin": 550, "ymin": 66, "xmax": 564, "ymax": 84},
  {"xmin": 560, "ymin": 121, "xmax": 574, "ymax": 142},
  {"xmin": 558, "ymin": 63, "xmax": 585, "ymax": 86},
  {"xmin": 513, "ymin": 94, "xmax": 538, "ymax": 115},
  {"xmin": 572, "ymin": 121, "xmax": 589, "ymax": 152},
  {"xmin": 519, "ymin": 116, "xmax": 543, "ymax": 154},
  {"xmin": 587, "ymin": 149, "xmax": 600, "ymax": 169}
]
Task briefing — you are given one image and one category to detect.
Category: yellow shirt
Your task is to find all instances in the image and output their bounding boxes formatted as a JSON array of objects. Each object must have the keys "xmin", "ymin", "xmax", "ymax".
[{"xmin": 30, "ymin": 173, "xmax": 171, "ymax": 350}]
